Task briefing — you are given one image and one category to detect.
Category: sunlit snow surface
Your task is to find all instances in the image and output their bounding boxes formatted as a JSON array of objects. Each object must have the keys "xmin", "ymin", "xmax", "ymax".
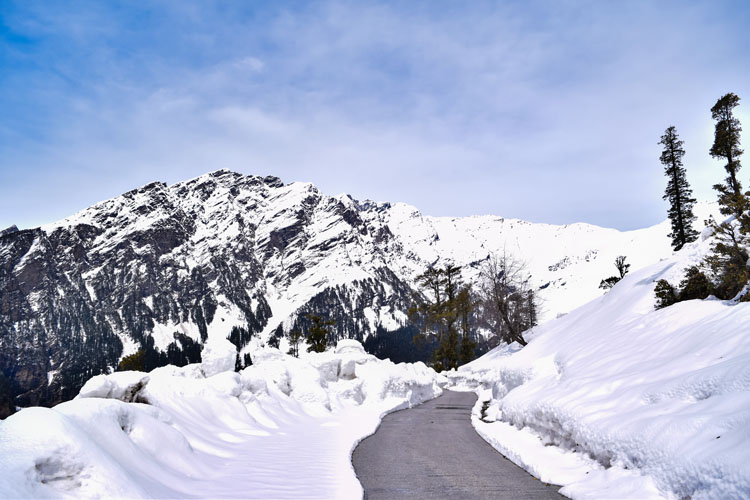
[
  {"xmin": 449, "ymin": 229, "xmax": 750, "ymax": 500},
  {"xmin": 0, "ymin": 340, "xmax": 443, "ymax": 499},
  {"xmin": 26, "ymin": 169, "xmax": 723, "ymax": 353}
]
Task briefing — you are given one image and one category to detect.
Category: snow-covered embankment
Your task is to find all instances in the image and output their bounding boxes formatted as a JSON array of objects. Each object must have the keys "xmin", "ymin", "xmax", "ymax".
[
  {"xmin": 0, "ymin": 339, "xmax": 443, "ymax": 499},
  {"xmin": 449, "ymin": 234, "xmax": 750, "ymax": 500}
]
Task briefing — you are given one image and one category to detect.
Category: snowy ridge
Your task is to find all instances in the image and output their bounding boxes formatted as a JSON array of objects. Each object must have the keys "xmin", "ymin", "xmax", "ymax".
[
  {"xmin": 0, "ymin": 169, "xmax": 720, "ymax": 409},
  {"xmin": 449, "ymin": 230, "xmax": 750, "ymax": 500}
]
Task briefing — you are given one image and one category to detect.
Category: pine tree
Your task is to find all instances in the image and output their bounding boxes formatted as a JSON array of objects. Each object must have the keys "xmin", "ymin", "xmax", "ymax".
[
  {"xmin": 118, "ymin": 349, "xmax": 145, "ymax": 371},
  {"xmin": 654, "ymin": 280, "xmax": 677, "ymax": 309},
  {"xmin": 412, "ymin": 265, "xmax": 478, "ymax": 371},
  {"xmin": 599, "ymin": 255, "xmax": 630, "ymax": 290},
  {"xmin": 703, "ymin": 92, "xmax": 750, "ymax": 300},
  {"xmin": 677, "ymin": 266, "xmax": 712, "ymax": 301},
  {"xmin": 457, "ymin": 285, "xmax": 477, "ymax": 365},
  {"xmin": 305, "ymin": 314, "xmax": 335, "ymax": 353},
  {"xmin": 710, "ymin": 92, "xmax": 748, "ymax": 218},
  {"xmin": 659, "ymin": 126, "xmax": 698, "ymax": 250},
  {"xmin": 287, "ymin": 329, "xmax": 303, "ymax": 358},
  {"xmin": 615, "ymin": 255, "xmax": 630, "ymax": 278},
  {"xmin": 439, "ymin": 265, "xmax": 461, "ymax": 370}
]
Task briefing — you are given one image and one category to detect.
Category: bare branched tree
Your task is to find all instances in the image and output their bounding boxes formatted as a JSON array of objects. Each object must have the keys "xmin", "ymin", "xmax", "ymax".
[{"xmin": 477, "ymin": 251, "xmax": 537, "ymax": 347}]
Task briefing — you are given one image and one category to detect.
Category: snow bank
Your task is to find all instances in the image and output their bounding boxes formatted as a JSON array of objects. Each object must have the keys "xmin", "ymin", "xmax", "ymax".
[
  {"xmin": 0, "ymin": 341, "xmax": 443, "ymax": 499},
  {"xmin": 449, "ymin": 235, "xmax": 750, "ymax": 500},
  {"xmin": 200, "ymin": 336, "xmax": 238, "ymax": 377}
]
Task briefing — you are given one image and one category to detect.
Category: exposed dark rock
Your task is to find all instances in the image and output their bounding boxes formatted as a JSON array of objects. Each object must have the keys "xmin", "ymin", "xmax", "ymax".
[{"xmin": 0, "ymin": 225, "xmax": 18, "ymax": 237}]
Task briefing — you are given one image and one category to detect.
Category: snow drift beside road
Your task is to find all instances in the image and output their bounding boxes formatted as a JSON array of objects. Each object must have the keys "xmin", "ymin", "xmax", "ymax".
[
  {"xmin": 451, "ymin": 230, "xmax": 750, "ymax": 500},
  {"xmin": 0, "ymin": 340, "xmax": 443, "ymax": 499}
]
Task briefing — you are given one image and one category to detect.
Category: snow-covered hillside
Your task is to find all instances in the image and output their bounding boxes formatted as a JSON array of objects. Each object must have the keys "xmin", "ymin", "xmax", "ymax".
[
  {"xmin": 0, "ymin": 340, "xmax": 442, "ymax": 498},
  {"xmin": 0, "ymin": 168, "xmax": 720, "ymax": 410},
  {"xmin": 449, "ymin": 225, "xmax": 750, "ymax": 499}
]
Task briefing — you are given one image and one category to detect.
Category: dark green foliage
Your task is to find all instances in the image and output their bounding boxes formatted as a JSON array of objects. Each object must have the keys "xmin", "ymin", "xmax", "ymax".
[
  {"xmin": 615, "ymin": 255, "xmax": 630, "ymax": 278},
  {"xmin": 119, "ymin": 333, "xmax": 203, "ymax": 373},
  {"xmin": 599, "ymin": 276, "xmax": 621, "ymax": 290},
  {"xmin": 457, "ymin": 286, "xmax": 478, "ymax": 364},
  {"xmin": 599, "ymin": 256, "xmax": 630, "ymax": 290},
  {"xmin": 287, "ymin": 329, "xmax": 303, "ymax": 357},
  {"xmin": 306, "ymin": 315, "xmax": 335, "ymax": 353},
  {"xmin": 655, "ymin": 266, "xmax": 715, "ymax": 309},
  {"xmin": 710, "ymin": 93, "xmax": 747, "ymax": 217},
  {"xmin": 119, "ymin": 350, "xmax": 146, "ymax": 371},
  {"xmin": 659, "ymin": 126, "xmax": 698, "ymax": 250},
  {"xmin": 704, "ymin": 225, "xmax": 750, "ymax": 300},
  {"xmin": 363, "ymin": 325, "xmax": 438, "ymax": 363},
  {"xmin": 678, "ymin": 266, "xmax": 712, "ymax": 301},
  {"xmin": 411, "ymin": 265, "xmax": 479, "ymax": 371},
  {"xmin": 698, "ymin": 92, "xmax": 750, "ymax": 302},
  {"xmin": 654, "ymin": 280, "xmax": 677, "ymax": 309},
  {"xmin": 243, "ymin": 353, "xmax": 253, "ymax": 367}
]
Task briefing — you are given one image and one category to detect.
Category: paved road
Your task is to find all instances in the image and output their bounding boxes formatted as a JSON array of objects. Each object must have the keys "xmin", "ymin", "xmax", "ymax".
[{"xmin": 352, "ymin": 390, "xmax": 565, "ymax": 499}]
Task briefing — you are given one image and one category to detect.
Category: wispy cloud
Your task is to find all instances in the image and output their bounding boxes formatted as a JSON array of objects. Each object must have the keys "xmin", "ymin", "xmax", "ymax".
[{"xmin": 2, "ymin": 0, "xmax": 749, "ymax": 230}]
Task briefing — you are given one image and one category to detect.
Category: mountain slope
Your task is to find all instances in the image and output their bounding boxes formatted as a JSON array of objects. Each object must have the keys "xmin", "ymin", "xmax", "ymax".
[
  {"xmin": 0, "ymin": 169, "xmax": 716, "ymax": 410},
  {"xmin": 450, "ymin": 223, "xmax": 750, "ymax": 500}
]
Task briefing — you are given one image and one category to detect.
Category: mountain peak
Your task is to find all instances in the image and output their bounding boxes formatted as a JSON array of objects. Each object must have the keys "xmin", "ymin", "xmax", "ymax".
[
  {"xmin": 0, "ymin": 168, "xmax": 720, "ymax": 412},
  {"xmin": 0, "ymin": 225, "xmax": 18, "ymax": 237}
]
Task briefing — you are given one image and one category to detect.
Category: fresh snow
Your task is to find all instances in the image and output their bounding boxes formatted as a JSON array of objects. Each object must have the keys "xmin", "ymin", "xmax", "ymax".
[
  {"xmin": 25, "ymin": 170, "xmax": 723, "ymax": 350},
  {"xmin": 5, "ymin": 169, "xmax": 747, "ymax": 499},
  {"xmin": 0, "ymin": 340, "xmax": 443, "ymax": 499},
  {"xmin": 448, "ymin": 225, "xmax": 750, "ymax": 500}
]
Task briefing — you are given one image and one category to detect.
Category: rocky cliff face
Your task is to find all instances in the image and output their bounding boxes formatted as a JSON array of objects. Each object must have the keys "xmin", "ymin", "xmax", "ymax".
[{"xmin": 0, "ymin": 169, "xmax": 685, "ymax": 414}]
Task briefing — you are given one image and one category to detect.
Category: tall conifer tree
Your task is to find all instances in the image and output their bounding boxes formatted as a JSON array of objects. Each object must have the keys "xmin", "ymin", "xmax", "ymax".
[
  {"xmin": 710, "ymin": 92, "xmax": 747, "ymax": 217},
  {"xmin": 659, "ymin": 126, "xmax": 698, "ymax": 250}
]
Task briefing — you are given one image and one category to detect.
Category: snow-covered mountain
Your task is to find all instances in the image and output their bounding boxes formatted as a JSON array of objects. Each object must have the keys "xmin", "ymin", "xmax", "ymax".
[{"xmin": 0, "ymin": 169, "xmax": 717, "ymax": 411}]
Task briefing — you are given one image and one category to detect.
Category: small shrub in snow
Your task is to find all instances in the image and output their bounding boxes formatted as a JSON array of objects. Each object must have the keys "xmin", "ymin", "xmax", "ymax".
[
  {"xmin": 287, "ymin": 329, "xmax": 303, "ymax": 358},
  {"xmin": 654, "ymin": 280, "xmax": 677, "ymax": 309},
  {"xmin": 305, "ymin": 314, "xmax": 335, "ymax": 353},
  {"xmin": 118, "ymin": 350, "xmax": 145, "ymax": 372},
  {"xmin": 599, "ymin": 255, "xmax": 630, "ymax": 290}
]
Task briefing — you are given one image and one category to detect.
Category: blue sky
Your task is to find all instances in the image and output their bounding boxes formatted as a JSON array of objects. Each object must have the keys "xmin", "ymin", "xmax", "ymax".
[{"xmin": 1, "ymin": 0, "xmax": 749, "ymax": 230}]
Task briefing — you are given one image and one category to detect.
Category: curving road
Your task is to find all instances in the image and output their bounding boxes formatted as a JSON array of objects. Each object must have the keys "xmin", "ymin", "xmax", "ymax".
[{"xmin": 352, "ymin": 390, "xmax": 565, "ymax": 499}]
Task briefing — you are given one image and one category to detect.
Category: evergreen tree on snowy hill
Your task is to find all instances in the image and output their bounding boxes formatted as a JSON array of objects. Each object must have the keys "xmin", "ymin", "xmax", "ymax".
[
  {"xmin": 659, "ymin": 126, "xmax": 698, "ymax": 250},
  {"xmin": 704, "ymin": 92, "xmax": 750, "ymax": 300},
  {"xmin": 710, "ymin": 92, "xmax": 748, "ymax": 219},
  {"xmin": 306, "ymin": 315, "xmax": 335, "ymax": 353},
  {"xmin": 288, "ymin": 329, "xmax": 303, "ymax": 357},
  {"xmin": 599, "ymin": 255, "xmax": 630, "ymax": 290},
  {"xmin": 411, "ymin": 265, "xmax": 475, "ymax": 370}
]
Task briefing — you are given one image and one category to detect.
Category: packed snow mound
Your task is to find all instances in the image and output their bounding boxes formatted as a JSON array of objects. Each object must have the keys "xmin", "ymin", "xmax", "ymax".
[
  {"xmin": 0, "ymin": 342, "xmax": 443, "ymax": 499},
  {"xmin": 200, "ymin": 336, "xmax": 238, "ymax": 377},
  {"xmin": 450, "ymin": 234, "xmax": 750, "ymax": 500},
  {"xmin": 77, "ymin": 371, "xmax": 150, "ymax": 402}
]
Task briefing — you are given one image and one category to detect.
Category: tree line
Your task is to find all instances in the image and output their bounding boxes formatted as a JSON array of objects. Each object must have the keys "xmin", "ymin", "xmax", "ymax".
[
  {"xmin": 655, "ymin": 92, "xmax": 750, "ymax": 308},
  {"xmin": 409, "ymin": 252, "xmax": 538, "ymax": 371}
]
